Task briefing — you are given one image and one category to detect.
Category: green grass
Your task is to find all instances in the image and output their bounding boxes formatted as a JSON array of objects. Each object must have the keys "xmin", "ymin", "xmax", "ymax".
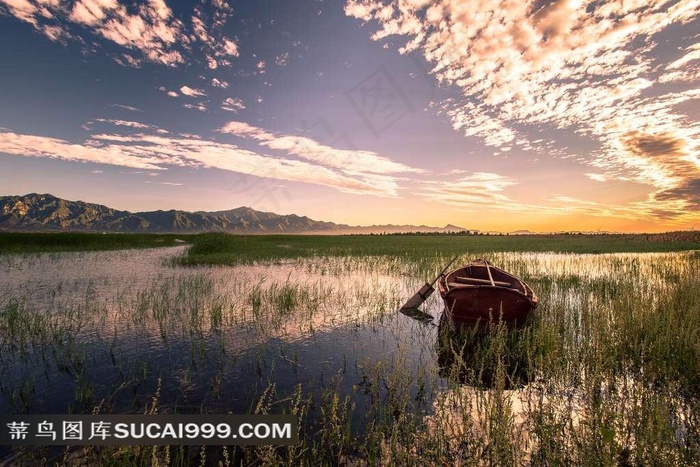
[
  {"xmin": 0, "ymin": 232, "xmax": 191, "ymax": 254},
  {"xmin": 182, "ymin": 231, "xmax": 700, "ymax": 265},
  {"xmin": 2, "ymin": 231, "xmax": 698, "ymax": 258}
]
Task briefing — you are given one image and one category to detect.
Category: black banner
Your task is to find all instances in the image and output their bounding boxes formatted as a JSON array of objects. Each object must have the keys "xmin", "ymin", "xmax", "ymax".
[{"xmin": 0, "ymin": 415, "xmax": 297, "ymax": 446}]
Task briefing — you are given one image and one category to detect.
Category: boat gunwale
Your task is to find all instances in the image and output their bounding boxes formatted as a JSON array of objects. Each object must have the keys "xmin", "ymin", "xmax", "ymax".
[{"xmin": 439, "ymin": 261, "xmax": 539, "ymax": 306}]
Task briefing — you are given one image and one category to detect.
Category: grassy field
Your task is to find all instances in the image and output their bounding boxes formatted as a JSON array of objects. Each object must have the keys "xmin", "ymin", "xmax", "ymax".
[
  {"xmin": 182, "ymin": 231, "xmax": 700, "ymax": 265},
  {"xmin": 0, "ymin": 232, "xmax": 190, "ymax": 254},
  {"xmin": 2, "ymin": 230, "xmax": 698, "ymax": 258}
]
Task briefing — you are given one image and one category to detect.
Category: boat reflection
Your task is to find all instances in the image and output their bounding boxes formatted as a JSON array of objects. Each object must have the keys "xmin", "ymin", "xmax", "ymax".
[{"xmin": 436, "ymin": 313, "xmax": 533, "ymax": 389}]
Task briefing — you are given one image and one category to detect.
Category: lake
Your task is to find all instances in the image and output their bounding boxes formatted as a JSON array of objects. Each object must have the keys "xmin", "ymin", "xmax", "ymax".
[{"xmin": 1, "ymin": 247, "xmax": 699, "ymax": 465}]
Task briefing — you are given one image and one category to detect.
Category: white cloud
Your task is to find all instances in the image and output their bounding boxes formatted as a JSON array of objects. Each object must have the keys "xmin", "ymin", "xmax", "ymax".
[
  {"xmin": 345, "ymin": 0, "xmax": 700, "ymax": 217},
  {"xmin": 413, "ymin": 172, "xmax": 611, "ymax": 219},
  {"xmin": 0, "ymin": 125, "xmax": 407, "ymax": 197},
  {"xmin": 144, "ymin": 180, "xmax": 183, "ymax": 186},
  {"xmin": 275, "ymin": 52, "xmax": 289, "ymax": 66},
  {"xmin": 211, "ymin": 78, "xmax": 228, "ymax": 89},
  {"xmin": 94, "ymin": 118, "xmax": 151, "ymax": 129},
  {"xmin": 344, "ymin": 1, "xmax": 375, "ymax": 20},
  {"xmin": 88, "ymin": 118, "xmax": 168, "ymax": 134},
  {"xmin": 219, "ymin": 121, "xmax": 268, "ymax": 138},
  {"xmin": 69, "ymin": 0, "xmax": 116, "ymax": 26},
  {"xmin": 666, "ymin": 43, "xmax": 700, "ymax": 70},
  {"xmin": 190, "ymin": 1, "xmax": 239, "ymax": 66},
  {"xmin": 81, "ymin": 0, "xmax": 183, "ymax": 65},
  {"xmin": 179, "ymin": 85, "xmax": 206, "ymax": 97},
  {"xmin": 0, "ymin": 0, "xmax": 39, "ymax": 25},
  {"xmin": 93, "ymin": 132, "xmax": 403, "ymax": 196},
  {"xmin": 183, "ymin": 102, "xmax": 207, "ymax": 112},
  {"xmin": 221, "ymin": 97, "xmax": 245, "ymax": 112},
  {"xmin": 419, "ymin": 172, "xmax": 516, "ymax": 207},
  {"xmin": 115, "ymin": 54, "xmax": 142, "ymax": 67},
  {"xmin": 585, "ymin": 173, "xmax": 608, "ymax": 182},
  {"xmin": 0, "ymin": 129, "xmax": 165, "ymax": 170},
  {"xmin": 110, "ymin": 103, "xmax": 143, "ymax": 112},
  {"xmin": 417, "ymin": 171, "xmax": 664, "ymax": 221},
  {"xmin": 0, "ymin": 0, "xmax": 241, "ymax": 68},
  {"xmin": 41, "ymin": 24, "xmax": 71, "ymax": 42},
  {"xmin": 218, "ymin": 120, "xmax": 424, "ymax": 175},
  {"xmin": 222, "ymin": 38, "xmax": 238, "ymax": 57}
]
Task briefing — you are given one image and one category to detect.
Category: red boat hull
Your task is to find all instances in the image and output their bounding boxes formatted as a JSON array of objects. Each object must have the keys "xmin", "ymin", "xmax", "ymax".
[
  {"xmin": 441, "ymin": 286, "xmax": 535, "ymax": 328},
  {"xmin": 438, "ymin": 260, "xmax": 538, "ymax": 330}
]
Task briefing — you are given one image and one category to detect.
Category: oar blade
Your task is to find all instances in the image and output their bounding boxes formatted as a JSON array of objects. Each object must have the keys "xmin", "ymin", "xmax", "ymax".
[
  {"xmin": 400, "ymin": 283, "xmax": 434, "ymax": 311},
  {"xmin": 399, "ymin": 256, "xmax": 457, "ymax": 315}
]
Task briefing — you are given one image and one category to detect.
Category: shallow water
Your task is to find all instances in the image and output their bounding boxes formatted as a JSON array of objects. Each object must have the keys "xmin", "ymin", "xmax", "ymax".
[
  {"xmin": 0, "ymin": 248, "xmax": 697, "ymax": 463},
  {"xmin": 0, "ymin": 248, "xmax": 442, "ymax": 419}
]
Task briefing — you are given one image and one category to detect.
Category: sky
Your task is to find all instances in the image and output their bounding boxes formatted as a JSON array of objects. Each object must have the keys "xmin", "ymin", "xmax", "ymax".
[{"xmin": 0, "ymin": 0, "xmax": 698, "ymax": 233}]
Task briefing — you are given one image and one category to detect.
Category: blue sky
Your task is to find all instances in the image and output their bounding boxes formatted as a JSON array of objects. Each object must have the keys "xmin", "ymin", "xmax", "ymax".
[{"xmin": 0, "ymin": 0, "xmax": 698, "ymax": 232}]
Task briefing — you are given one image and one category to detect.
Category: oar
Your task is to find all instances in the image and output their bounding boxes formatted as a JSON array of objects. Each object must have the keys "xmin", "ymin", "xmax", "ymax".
[{"xmin": 400, "ymin": 256, "xmax": 458, "ymax": 312}]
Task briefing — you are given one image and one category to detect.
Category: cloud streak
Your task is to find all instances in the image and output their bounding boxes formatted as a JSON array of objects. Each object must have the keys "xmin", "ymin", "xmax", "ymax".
[
  {"xmin": 218, "ymin": 120, "xmax": 424, "ymax": 175},
  {"xmin": 0, "ymin": 129, "xmax": 166, "ymax": 170},
  {"xmin": 0, "ymin": 122, "xmax": 412, "ymax": 197},
  {"xmin": 2, "ymin": 118, "xmax": 695, "ymax": 225},
  {"xmin": 221, "ymin": 97, "xmax": 245, "ymax": 112},
  {"xmin": 418, "ymin": 172, "xmax": 519, "ymax": 209},
  {"xmin": 110, "ymin": 104, "xmax": 143, "ymax": 112},
  {"xmin": 417, "ymin": 171, "xmax": 686, "ymax": 225},
  {"xmin": 179, "ymin": 85, "xmax": 207, "ymax": 97}
]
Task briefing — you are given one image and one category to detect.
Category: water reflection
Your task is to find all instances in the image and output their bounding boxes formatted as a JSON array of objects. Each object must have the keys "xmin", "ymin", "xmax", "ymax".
[
  {"xmin": 435, "ymin": 314, "xmax": 532, "ymax": 389},
  {"xmin": 0, "ymin": 248, "xmax": 438, "ymax": 420},
  {"xmin": 398, "ymin": 306, "xmax": 435, "ymax": 323}
]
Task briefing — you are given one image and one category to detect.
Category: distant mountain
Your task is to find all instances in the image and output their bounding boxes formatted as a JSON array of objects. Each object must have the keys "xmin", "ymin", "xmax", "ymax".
[
  {"xmin": 0, "ymin": 193, "xmax": 467, "ymax": 234},
  {"xmin": 329, "ymin": 224, "xmax": 468, "ymax": 235},
  {"xmin": 510, "ymin": 230, "xmax": 534, "ymax": 235}
]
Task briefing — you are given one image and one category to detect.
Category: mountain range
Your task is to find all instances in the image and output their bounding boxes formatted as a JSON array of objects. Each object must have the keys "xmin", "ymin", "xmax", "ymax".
[{"xmin": 0, "ymin": 193, "xmax": 469, "ymax": 234}]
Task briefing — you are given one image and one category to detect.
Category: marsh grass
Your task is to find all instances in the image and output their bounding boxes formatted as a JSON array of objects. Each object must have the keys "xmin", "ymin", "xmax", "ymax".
[
  {"xmin": 0, "ymin": 232, "xmax": 190, "ymax": 255},
  {"xmin": 0, "ymin": 249, "xmax": 699, "ymax": 465},
  {"xmin": 181, "ymin": 232, "xmax": 700, "ymax": 266}
]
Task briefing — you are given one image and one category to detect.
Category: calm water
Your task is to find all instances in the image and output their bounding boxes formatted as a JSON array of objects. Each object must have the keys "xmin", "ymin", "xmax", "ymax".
[
  {"xmin": 0, "ymin": 248, "xmax": 442, "ymax": 425},
  {"xmin": 0, "ymin": 247, "xmax": 696, "ymax": 463}
]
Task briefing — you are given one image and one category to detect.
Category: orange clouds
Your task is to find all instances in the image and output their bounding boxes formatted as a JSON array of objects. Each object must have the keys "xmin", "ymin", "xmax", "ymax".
[
  {"xmin": 621, "ymin": 131, "xmax": 700, "ymax": 212},
  {"xmin": 345, "ymin": 0, "xmax": 700, "ymax": 221}
]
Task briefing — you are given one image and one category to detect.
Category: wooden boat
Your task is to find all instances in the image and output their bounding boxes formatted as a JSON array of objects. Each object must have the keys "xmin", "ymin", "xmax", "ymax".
[{"xmin": 438, "ymin": 259, "xmax": 538, "ymax": 329}]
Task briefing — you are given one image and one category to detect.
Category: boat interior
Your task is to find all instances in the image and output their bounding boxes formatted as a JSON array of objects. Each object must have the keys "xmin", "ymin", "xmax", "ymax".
[{"xmin": 445, "ymin": 260, "xmax": 529, "ymax": 295}]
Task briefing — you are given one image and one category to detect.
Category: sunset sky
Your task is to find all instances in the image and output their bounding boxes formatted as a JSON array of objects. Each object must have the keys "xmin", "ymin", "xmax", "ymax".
[{"xmin": 0, "ymin": 0, "xmax": 698, "ymax": 232}]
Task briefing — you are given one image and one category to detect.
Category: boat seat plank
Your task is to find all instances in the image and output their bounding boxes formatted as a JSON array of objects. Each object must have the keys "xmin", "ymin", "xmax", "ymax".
[
  {"xmin": 447, "ymin": 283, "xmax": 517, "ymax": 291},
  {"xmin": 453, "ymin": 276, "xmax": 512, "ymax": 287}
]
